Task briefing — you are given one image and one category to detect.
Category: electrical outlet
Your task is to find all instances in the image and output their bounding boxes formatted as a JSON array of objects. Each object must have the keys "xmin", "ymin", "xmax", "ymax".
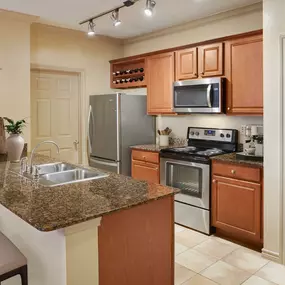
[{"xmin": 240, "ymin": 125, "xmax": 246, "ymax": 135}]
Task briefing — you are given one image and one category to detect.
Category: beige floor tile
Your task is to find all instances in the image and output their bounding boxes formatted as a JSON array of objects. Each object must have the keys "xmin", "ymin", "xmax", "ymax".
[
  {"xmin": 175, "ymin": 263, "xmax": 196, "ymax": 285},
  {"xmin": 242, "ymin": 275, "xmax": 277, "ymax": 285},
  {"xmin": 193, "ymin": 238, "xmax": 237, "ymax": 259},
  {"xmin": 201, "ymin": 260, "xmax": 251, "ymax": 285},
  {"xmin": 210, "ymin": 236, "xmax": 240, "ymax": 249},
  {"xmin": 256, "ymin": 261, "xmax": 285, "ymax": 285},
  {"xmin": 182, "ymin": 274, "xmax": 218, "ymax": 284},
  {"xmin": 176, "ymin": 249, "xmax": 218, "ymax": 273},
  {"xmin": 176, "ymin": 242, "xmax": 189, "ymax": 256},
  {"xmin": 176, "ymin": 228, "xmax": 209, "ymax": 248},
  {"xmin": 223, "ymin": 247, "xmax": 269, "ymax": 274},
  {"xmin": 175, "ymin": 224, "xmax": 187, "ymax": 233}
]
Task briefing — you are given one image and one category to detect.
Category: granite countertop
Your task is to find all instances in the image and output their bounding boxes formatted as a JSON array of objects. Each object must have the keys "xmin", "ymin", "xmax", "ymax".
[
  {"xmin": 0, "ymin": 155, "xmax": 178, "ymax": 232},
  {"xmin": 211, "ymin": 153, "xmax": 263, "ymax": 168},
  {"xmin": 130, "ymin": 143, "xmax": 187, "ymax": 152}
]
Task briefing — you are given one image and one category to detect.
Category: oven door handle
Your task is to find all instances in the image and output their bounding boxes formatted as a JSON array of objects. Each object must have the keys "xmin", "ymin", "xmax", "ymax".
[{"xmin": 207, "ymin": 84, "xmax": 212, "ymax": 108}]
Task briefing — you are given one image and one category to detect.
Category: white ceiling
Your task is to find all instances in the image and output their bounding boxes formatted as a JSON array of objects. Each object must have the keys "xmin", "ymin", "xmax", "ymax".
[{"xmin": 0, "ymin": 0, "xmax": 261, "ymax": 39}]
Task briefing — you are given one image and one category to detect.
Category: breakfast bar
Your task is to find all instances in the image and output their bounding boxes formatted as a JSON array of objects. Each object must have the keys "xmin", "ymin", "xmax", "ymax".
[{"xmin": 0, "ymin": 155, "xmax": 178, "ymax": 285}]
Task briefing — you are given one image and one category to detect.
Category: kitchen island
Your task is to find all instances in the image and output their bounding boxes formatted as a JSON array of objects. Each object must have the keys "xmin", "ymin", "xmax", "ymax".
[{"xmin": 0, "ymin": 155, "xmax": 178, "ymax": 285}]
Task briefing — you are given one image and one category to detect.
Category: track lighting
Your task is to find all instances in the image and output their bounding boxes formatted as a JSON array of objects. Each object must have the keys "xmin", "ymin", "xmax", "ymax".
[
  {"xmin": 111, "ymin": 9, "xmax": 122, "ymax": 27},
  {"xmin": 87, "ymin": 20, "xmax": 96, "ymax": 36},
  {"xmin": 144, "ymin": 0, "xmax": 156, "ymax": 16}
]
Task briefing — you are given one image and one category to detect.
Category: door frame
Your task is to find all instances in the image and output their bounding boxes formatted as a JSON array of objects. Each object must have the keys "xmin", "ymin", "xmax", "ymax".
[{"xmin": 30, "ymin": 64, "xmax": 86, "ymax": 164}]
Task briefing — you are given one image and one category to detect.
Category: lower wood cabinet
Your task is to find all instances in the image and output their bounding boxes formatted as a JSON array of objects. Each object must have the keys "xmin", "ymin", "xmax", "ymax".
[
  {"xmin": 211, "ymin": 161, "xmax": 263, "ymax": 247},
  {"xmin": 132, "ymin": 150, "xmax": 160, "ymax": 184}
]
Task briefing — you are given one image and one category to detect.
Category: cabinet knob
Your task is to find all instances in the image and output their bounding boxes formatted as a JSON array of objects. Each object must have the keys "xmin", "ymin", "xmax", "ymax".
[
  {"xmin": 194, "ymin": 73, "xmax": 198, "ymax": 76},
  {"xmin": 155, "ymin": 167, "xmax": 158, "ymax": 170},
  {"xmin": 212, "ymin": 179, "xmax": 216, "ymax": 183},
  {"xmin": 227, "ymin": 107, "xmax": 231, "ymax": 111},
  {"xmin": 200, "ymin": 72, "xmax": 204, "ymax": 75},
  {"xmin": 231, "ymin": 169, "xmax": 236, "ymax": 174}
]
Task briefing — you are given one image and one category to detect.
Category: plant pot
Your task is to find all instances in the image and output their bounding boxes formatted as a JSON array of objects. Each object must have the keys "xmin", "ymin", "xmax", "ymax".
[{"xmin": 6, "ymin": 134, "xmax": 24, "ymax": 162}]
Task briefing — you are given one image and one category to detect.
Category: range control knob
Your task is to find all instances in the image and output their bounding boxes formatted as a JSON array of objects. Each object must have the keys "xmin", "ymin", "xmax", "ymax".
[
  {"xmin": 226, "ymin": 133, "xmax": 231, "ymax": 138},
  {"xmin": 195, "ymin": 132, "xmax": 199, "ymax": 136},
  {"xmin": 220, "ymin": 133, "xmax": 225, "ymax": 138},
  {"xmin": 190, "ymin": 131, "xmax": 194, "ymax": 136}
]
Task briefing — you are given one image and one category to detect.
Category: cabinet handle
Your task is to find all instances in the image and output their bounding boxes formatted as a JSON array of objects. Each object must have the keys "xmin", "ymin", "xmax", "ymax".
[{"xmin": 231, "ymin": 170, "xmax": 236, "ymax": 174}]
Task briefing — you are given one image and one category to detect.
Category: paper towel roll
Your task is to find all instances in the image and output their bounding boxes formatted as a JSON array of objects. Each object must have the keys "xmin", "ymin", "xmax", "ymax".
[{"xmin": 251, "ymin": 126, "xmax": 258, "ymax": 136}]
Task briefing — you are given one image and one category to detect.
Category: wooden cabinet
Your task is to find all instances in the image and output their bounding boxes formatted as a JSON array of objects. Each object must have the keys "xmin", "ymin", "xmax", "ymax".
[
  {"xmin": 199, "ymin": 43, "xmax": 224, "ymax": 77},
  {"xmin": 132, "ymin": 150, "xmax": 160, "ymax": 184},
  {"xmin": 225, "ymin": 34, "xmax": 263, "ymax": 115},
  {"xmin": 212, "ymin": 161, "xmax": 263, "ymax": 247},
  {"xmin": 175, "ymin": 43, "xmax": 223, "ymax": 80},
  {"xmin": 146, "ymin": 52, "xmax": 175, "ymax": 114},
  {"xmin": 175, "ymin": 48, "xmax": 198, "ymax": 80}
]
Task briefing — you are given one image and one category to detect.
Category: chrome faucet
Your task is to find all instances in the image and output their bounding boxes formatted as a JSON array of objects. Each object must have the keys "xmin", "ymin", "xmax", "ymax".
[{"xmin": 28, "ymin": 140, "xmax": 60, "ymax": 175}]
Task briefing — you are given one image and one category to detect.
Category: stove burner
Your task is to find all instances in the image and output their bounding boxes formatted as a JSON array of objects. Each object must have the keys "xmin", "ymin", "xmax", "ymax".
[
  {"xmin": 196, "ymin": 148, "xmax": 224, "ymax": 156},
  {"xmin": 172, "ymin": 146, "xmax": 197, "ymax": 152}
]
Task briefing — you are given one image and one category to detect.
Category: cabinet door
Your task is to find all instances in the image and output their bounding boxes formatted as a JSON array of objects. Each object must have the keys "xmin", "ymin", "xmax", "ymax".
[
  {"xmin": 225, "ymin": 35, "xmax": 263, "ymax": 115},
  {"xmin": 175, "ymin": 48, "xmax": 198, "ymax": 80},
  {"xmin": 132, "ymin": 160, "xmax": 160, "ymax": 184},
  {"xmin": 199, "ymin": 43, "xmax": 223, "ymax": 77},
  {"xmin": 212, "ymin": 175, "xmax": 261, "ymax": 243},
  {"xmin": 146, "ymin": 52, "xmax": 175, "ymax": 114}
]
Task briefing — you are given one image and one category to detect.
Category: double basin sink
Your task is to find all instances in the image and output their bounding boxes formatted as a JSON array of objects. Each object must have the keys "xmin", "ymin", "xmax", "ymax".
[{"xmin": 20, "ymin": 163, "xmax": 109, "ymax": 187}]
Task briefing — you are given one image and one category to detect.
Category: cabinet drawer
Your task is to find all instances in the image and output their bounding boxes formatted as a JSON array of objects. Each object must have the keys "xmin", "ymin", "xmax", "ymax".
[
  {"xmin": 212, "ymin": 162, "xmax": 261, "ymax": 182},
  {"xmin": 132, "ymin": 160, "xmax": 160, "ymax": 184},
  {"xmin": 132, "ymin": 150, "xmax": 159, "ymax": 164}
]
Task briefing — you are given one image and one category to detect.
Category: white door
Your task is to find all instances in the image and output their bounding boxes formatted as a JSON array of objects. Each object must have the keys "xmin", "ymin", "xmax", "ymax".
[{"xmin": 31, "ymin": 70, "xmax": 80, "ymax": 163}]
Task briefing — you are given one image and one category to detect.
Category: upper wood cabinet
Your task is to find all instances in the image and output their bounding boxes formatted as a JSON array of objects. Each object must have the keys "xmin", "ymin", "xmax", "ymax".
[
  {"xmin": 175, "ymin": 43, "xmax": 223, "ymax": 80},
  {"xmin": 175, "ymin": 48, "xmax": 198, "ymax": 80},
  {"xmin": 225, "ymin": 34, "xmax": 263, "ymax": 115},
  {"xmin": 199, "ymin": 43, "xmax": 224, "ymax": 77},
  {"xmin": 146, "ymin": 52, "xmax": 175, "ymax": 114}
]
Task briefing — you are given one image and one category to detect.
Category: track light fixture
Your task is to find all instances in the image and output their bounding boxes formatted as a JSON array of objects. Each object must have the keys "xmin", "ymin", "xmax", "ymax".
[
  {"xmin": 111, "ymin": 9, "xmax": 122, "ymax": 27},
  {"xmin": 87, "ymin": 20, "xmax": 96, "ymax": 36},
  {"xmin": 144, "ymin": 0, "xmax": 156, "ymax": 16},
  {"xmin": 80, "ymin": 0, "xmax": 157, "ymax": 35}
]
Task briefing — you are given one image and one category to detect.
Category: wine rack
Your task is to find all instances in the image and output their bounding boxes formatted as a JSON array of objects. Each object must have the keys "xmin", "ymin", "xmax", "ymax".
[{"xmin": 110, "ymin": 57, "xmax": 146, "ymax": 89}]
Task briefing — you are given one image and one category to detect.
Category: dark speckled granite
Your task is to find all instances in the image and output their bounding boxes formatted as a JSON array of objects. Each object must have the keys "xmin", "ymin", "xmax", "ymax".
[
  {"xmin": 211, "ymin": 153, "xmax": 263, "ymax": 168},
  {"xmin": 0, "ymin": 154, "xmax": 178, "ymax": 232},
  {"xmin": 130, "ymin": 143, "xmax": 187, "ymax": 152}
]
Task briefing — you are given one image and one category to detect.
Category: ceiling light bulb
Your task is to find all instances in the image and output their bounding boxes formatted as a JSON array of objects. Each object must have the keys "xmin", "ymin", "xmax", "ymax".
[
  {"xmin": 111, "ymin": 9, "xmax": 122, "ymax": 27},
  {"xmin": 145, "ymin": 0, "xmax": 156, "ymax": 16},
  {"xmin": 87, "ymin": 20, "xmax": 96, "ymax": 36}
]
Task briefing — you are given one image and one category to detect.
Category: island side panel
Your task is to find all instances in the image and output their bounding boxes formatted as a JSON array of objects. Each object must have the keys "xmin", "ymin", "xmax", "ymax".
[{"xmin": 98, "ymin": 195, "xmax": 175, "ymax": 285}]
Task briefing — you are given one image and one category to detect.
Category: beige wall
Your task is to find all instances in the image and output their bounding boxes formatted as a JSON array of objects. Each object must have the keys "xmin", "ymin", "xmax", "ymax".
[
  {"xmin": 263, "ymin": 0, "xmax": 285, "ymax": 263},
  {"xmin": 123, "ymin": 3, "xmax": 262, "ymax": 56},
  {"xmin": 0, "ymin": 16, "xmax": 31, "ymax": 144},
  {"xmin": 123, "ymin": 4, "xmax": 263, "ymax": 140}
]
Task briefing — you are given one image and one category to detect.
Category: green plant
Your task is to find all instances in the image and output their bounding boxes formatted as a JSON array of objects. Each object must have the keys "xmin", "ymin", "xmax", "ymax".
[{"xmin": 3, "ymin": 117, "xmax": 26, "ymax": 135}]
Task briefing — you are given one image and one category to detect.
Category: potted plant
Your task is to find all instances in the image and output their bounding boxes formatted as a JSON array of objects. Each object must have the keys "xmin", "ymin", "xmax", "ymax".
[{"xmin": 3, "ymin": 117, "xmax": 26, "ymax": 162}]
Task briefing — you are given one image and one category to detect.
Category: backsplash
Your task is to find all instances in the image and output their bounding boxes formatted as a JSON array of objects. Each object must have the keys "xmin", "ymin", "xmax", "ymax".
[{"xmin": 157, "ymin": 114, "xmax": 263, "ymax": 143}]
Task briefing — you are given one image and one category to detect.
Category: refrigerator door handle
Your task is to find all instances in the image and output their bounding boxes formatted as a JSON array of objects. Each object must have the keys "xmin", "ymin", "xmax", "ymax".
[{"xmin": 87, "ymin": 105, "xmax": 94, "ymax": 156}]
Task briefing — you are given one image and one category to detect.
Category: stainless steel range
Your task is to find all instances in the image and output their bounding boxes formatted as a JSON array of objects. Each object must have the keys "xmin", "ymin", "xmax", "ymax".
[{"xmin": 160, "ymin": 127, "xmax": 238, "ymax": 234}]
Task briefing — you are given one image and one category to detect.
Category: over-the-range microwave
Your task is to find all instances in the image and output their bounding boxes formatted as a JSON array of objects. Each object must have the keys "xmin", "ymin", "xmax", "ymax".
[{"xmin": 173, "ymin": 77, "xmax": 224, "ymax": 114}]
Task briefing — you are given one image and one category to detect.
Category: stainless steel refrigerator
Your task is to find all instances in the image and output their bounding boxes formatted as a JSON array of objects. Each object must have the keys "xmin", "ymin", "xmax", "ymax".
[{"xmin": 88, "ymin": 93, "xmax": 155, "ymax": 176}]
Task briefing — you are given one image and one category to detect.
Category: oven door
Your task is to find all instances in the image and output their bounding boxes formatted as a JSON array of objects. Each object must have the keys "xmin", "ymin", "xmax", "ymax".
[
  {"xmin": 160, "ymin": 158, "xmax": 210, "ymax": 209},
  {"xmin": 173, "ymin": 78, "xmax": 222, "ymax": 113}
]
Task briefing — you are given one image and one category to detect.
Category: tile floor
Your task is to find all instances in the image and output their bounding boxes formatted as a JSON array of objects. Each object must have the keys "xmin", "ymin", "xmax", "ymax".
[{"xmin": 174, "ymin": 225, "xmax": 285, "ymax": 285}]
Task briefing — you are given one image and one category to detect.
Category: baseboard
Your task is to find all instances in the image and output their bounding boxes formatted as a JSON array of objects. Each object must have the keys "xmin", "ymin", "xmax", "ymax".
[{"xmin": 262, "ymin": 248, "xmax": 281, "ymax": 263}]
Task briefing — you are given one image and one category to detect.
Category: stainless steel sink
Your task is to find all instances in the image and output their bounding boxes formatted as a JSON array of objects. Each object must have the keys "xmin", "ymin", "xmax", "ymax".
[
  {"xmin": 38, "ymin": 168, "xmax": 109, "ymax": 187},
  {"xmin": 37, "ymin": 163, "xmax": 76, "ymax": 175}
]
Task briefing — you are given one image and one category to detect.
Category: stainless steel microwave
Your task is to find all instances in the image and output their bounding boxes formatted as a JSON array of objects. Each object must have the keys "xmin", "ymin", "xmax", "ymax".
[{"xmin": 173, "ymin": 77, "xmax": 224, "ymax": 113}]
